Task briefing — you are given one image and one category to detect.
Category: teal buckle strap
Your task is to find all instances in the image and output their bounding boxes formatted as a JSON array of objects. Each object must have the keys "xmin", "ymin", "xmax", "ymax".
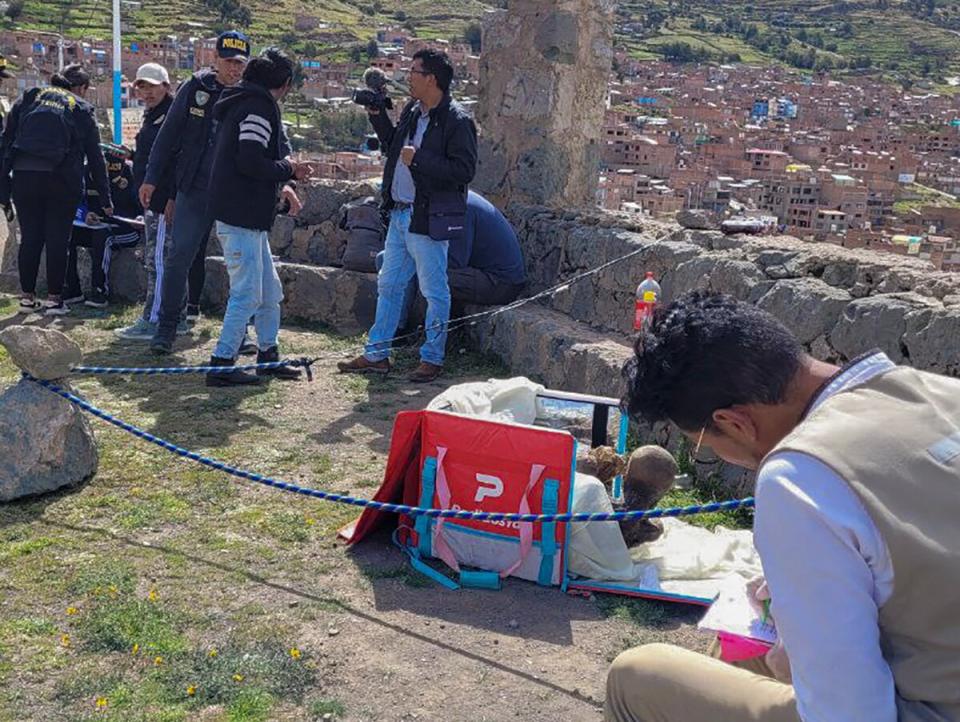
[
  {"xmin": 537, "ymin": 478, "xmax": 560, "ymax": 586},
  {"xmin": 415, "ymin": 456, "xmax": 437, "ymax": 558},
  {"xmin": 393, "ymin": 528, "xmax": 459, "ymax": 590}
]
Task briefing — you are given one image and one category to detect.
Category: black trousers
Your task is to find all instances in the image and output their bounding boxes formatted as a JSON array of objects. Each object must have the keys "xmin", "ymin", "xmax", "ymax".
[
  {"xmin": 12, "ymin": 170, "xmax": 78, "ymax": 296},
  {"xmin": 66, "ymin": 223, "xmax": 141, "ymax": 295}
]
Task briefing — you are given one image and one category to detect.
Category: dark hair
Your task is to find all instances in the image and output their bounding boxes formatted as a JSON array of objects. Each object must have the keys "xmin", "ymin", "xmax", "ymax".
[
  {"xmin": 621, "ymin": 291, "xmax": 804, "ymax": 431},
  {"xmin": 242, "ymin": 47, "xmax": 295, "ymax": 90},
  {"xmin": 412, "ymin": 48, "xmax": 454, "ymax": 94},
  {"xmin": 51, "ymin": 63, "xmax": 90, "ymax": 90}
]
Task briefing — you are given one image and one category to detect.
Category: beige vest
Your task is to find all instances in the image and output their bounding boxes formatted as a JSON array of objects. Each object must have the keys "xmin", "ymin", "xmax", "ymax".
[{"xmin": 769, "ymin": 366, "xmax": 960, "ymax": 722}]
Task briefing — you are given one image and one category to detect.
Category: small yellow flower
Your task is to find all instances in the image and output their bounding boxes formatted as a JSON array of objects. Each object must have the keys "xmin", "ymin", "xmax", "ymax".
[
  {"xmin": 60, "ymin": 634, "xmax": 71, "ymax": 647},
  {"xmin": 95, "ymin": 697, "xmax": 107, "ymax": 708},
  {"xmin": 108, "ymin": 585, "xmax": 118, "ymax": 597},
  {"xmin": 305, "ymin": 517, "xmax": 316, "ymax": 526},
  {"xmin": 154, "ymin": 656, "xmax": 164, "ymax": 666},
  {"xmin": 66, "ymin": 606, "xmax": 78, "ymax": 616},
  {"xmin": 93, "ymin": 586, "xmax": 102, "ymax": 596},
  {"xmin": 148, "ymin": 588, "xmax": 159, "ymax": 602},
  {"xmin": 289, "ymin": 647, "xmax": 301, "ymax": 660},
  {"xmin": 208, "ymin": 648, "xmax": 218, "ymax": 658},
  {"xmin": 232, "ymin": 674, "xmax": 244, "ymax": 683},
  {"xmin": 186, "ymin": 685, "xmax": 196, "ymax": 697}
]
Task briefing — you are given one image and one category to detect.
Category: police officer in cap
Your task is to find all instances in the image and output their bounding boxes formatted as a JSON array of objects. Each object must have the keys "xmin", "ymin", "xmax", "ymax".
[{"xmin": 139, "ymin": 30, "xmax": 251, "ymax": 354}]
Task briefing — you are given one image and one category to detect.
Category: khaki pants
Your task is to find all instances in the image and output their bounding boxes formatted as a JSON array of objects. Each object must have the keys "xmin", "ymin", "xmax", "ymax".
[{"xmin": 604, "ymin": 644, "xmax": 802, "ymax": 722}]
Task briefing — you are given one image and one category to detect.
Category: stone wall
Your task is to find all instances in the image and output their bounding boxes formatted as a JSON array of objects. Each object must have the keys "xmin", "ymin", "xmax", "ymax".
[{"xmin": 501, "ymin": 204, "xmax": 960, "ymax": 377}]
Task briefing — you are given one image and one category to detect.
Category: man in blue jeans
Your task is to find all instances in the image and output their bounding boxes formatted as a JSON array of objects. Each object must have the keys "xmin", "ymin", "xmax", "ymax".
[
  {"xmin": 139, "ymin": 31, "xmax": 251, "ymax": 355},
  {"xmin": 203, "ymin": 48, "xmax": 311, "ymax": 387},
  {"xmin": 337, "ymin": 49, "xmax": 477, "ymax": 383}
]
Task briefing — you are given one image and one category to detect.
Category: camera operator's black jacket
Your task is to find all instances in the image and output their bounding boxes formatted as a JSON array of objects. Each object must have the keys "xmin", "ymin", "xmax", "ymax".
[{"xmin": 371, "ymin": 94, "xmax": 477, "ymax": 236}]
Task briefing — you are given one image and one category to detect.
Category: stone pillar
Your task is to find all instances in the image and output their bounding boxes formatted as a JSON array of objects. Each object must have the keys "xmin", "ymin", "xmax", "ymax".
[{"xmin": 474, "ymin": 0, "xmax": 616, "ymax": 209}]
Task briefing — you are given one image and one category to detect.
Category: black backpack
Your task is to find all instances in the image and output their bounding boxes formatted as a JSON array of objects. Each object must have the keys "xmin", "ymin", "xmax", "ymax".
[
  {"xmin": 340, "ymin": 196, "xmax": 385, "ymax": 272},
  {"xmin": 13, "ymin": 87, "xmax": 76, "ymax": 166}
]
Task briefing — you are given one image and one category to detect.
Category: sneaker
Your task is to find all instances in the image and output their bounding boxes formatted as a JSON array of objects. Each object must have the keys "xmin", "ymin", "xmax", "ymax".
[
  {"xmin": 336, "ymin": 355, "xmax": 391, "ymax": 375},
  {"xmin": 114, "ymin": 318, "xmax": 157, "ymax": 341},
  {"xmin": 176, "ymin": 319, "xmax": 191, "ymax": 336},
  {"xmin": 238, "ymin": 337, "xmax": 258, "ymax": 356},
  {"xmin": 256, "ymin": 346, "xmax": 302, "ymax": 380},
  {"xmin": 43, "ymin": 299, "xmax": 69, "ymax": 316},
  {"xmin": 206, "ymin": 356, "xmax": 263, "ymax": 387},
  {"xmin": 63, "ymin": 292, "xmax": 86, "ymax": 305},
  {"xmin": 408, "ymin": 362, "xmax": 442, "ymax": 383},
  {"xmin": 17, "ymin": 297, "xmax": 40, "ymax": 314},
  {"xmin": 84, "ymin": 290, "xmax": 109, "ymax": 308},
  {"xmin": 185, "ymin": 304, "xmax": 200, "ymax": 324}
]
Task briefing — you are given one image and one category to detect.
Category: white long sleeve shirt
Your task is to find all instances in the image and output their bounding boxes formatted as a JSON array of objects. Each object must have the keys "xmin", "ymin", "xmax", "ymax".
[{"xmin": 754, "ymin": 351, "xmax": 897, "ymax": 722}]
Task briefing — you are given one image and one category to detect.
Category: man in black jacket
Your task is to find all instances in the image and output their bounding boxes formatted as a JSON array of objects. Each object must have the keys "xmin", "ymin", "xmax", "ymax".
[
  {"xmin": 338, "ymin": 49, "xmax": 477, "ymax": 383},
  {"xmin": 140, "ymin": 31, "xmax": 250, "ymax": 354},
  {"xmin": 204, "ymin": 47, "xmax": 311, "ymax": 387},
  {"xmin": 115, "ymin": 62, "xmax": 176, "ymax": 338}
]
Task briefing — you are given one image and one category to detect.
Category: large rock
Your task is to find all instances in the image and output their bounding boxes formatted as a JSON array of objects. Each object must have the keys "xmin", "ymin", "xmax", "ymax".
[
  {"xmin": 829, "ymin": 295, "xmax": 936, "ymax": 363},
  {"xmin": 0, "ymin": 325, "xmax": 82, "ymax": 380},
  {"xmin": 0, "ymin": 377, "xmax": 98, "ymax": 501},
  {"xmin": 757, "ymin": 277, "xmax": 851, "ymax": 346},
  {"xmin": 676, "ymin": 209, "xmax": 718, "ymax": 231}
]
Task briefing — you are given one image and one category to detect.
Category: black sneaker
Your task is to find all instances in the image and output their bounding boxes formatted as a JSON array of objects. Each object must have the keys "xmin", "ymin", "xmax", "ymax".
[
  {"xmin": 206, "ymin": 356, "xmax": 263, "ymax": 387},
  {"xmin": 238, "ymin": 339, "xmax": 258, "ymax": 356},
  {"xmin": 150, "ymin": 334, "xmax": 174, "ymax": 355},
  {"xmin": 256, "ymin": 346, "xmax": 302, "ymax": 380},
  {"xmin": 84, "ymin": 290, "xmax": 109, "ymax": 308},
  {"xmin": 185, "ymin": 304, "xmax": 200, "ymax": 325},
  {"xmin": 43, "ymin": 299, "xmax": 69, "ymax": 316},
  {"xmin": 63, "ymin": 291, "xmax": 85, "ymax": 305}
]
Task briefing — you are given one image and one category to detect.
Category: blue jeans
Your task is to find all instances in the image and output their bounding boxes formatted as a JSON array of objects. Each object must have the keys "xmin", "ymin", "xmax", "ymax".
[
  {"xmin": 155, "ymin": 185, "xmax": 212, "ymax": 338},
  {"xmin": 212, "ymin": 222, "xmax": 284, "ymax": 360},
  {"xmin": 365, "ymin": 208, "xmax": 450, "ymax": 366}
]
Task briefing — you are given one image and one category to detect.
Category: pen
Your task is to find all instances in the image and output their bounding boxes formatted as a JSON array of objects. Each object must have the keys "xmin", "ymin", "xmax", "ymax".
[{"xmin": 761, "ymin": 599, "xmax": 771, "ymax": 624}]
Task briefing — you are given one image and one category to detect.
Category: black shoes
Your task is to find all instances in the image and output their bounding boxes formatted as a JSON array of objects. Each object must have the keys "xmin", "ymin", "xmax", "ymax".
[
  {"xmin": 206, "ymin": 356, "xmax": 263, "ymax": 387},
  {"xmin": 256, "ymin": 346, "xmax": 302, "ymax": 380}
]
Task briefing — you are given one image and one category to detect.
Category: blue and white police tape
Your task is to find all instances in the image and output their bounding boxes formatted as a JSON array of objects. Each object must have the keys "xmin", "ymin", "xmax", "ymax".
[{"xmin": 28, "ymin": 375, "xmax": 754, "ymax": 524}]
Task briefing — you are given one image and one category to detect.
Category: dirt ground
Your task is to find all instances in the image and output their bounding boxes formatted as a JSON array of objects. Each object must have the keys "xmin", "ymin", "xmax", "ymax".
[{"xmin": 0, "ymin": 297, "xmax": 711, "ymax": 722}]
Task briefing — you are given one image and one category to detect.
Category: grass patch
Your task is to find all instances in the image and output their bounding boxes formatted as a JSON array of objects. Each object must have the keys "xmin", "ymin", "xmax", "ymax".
[
  {"xmin": 0, "ymin": 536, "xmax": 58, "ymax": 563},
  {"xmin": 309, "ymin": 698, "xmax": 347, "ymax": 719},
  {"xmin": 358, "ymin": 563, "xmax": 433, "ymax": 588},
  {"xmin": 156, "ymin": 640, "xmax": 316, "ymax": 709},
  {"xmin": 78, "ymin": 596, "xmax": 186, "ymax": 656},
  {"xmin": 67, "ymin": 559, "xmax": 138, "ymax": 597},
  {"xmin": 594, "ymin": 595, "xmax": 675, "ymax": 629}
]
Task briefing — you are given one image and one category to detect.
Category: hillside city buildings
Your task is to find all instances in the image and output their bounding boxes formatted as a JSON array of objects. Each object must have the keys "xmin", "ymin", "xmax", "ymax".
[{"xmin": 1, "ymin": 27, "xmax": 958, "ymax": 271}]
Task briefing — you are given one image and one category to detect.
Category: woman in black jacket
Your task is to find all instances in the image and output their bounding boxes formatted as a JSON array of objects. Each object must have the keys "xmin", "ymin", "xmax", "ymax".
[{"xmin": 0, "ymin": 64, "xmax": 112, "ymax": 315}]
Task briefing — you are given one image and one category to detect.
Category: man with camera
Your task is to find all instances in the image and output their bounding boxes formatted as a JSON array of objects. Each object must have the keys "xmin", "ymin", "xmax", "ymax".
[{"xmin": 338, "ymin": 49, "xmax": 478, "ymax": 383}]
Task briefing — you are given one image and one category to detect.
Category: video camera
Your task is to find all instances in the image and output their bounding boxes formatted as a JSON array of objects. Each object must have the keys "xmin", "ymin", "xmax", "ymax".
[{"xmin": 351, "ymin": 66, "xmax": 396, "ymax": 112}]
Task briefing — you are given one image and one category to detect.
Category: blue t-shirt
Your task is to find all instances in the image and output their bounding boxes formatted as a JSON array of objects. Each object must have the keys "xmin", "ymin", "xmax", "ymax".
[{"xmin": 450, "ymin": 191, "xmax": 526, "ymax": 285}]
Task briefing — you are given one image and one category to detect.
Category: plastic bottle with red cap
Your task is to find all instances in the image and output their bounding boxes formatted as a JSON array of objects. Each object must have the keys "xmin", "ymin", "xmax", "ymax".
[{"xmin": 634, "ymin": 271, "xmax": 661, "ymax": 331}]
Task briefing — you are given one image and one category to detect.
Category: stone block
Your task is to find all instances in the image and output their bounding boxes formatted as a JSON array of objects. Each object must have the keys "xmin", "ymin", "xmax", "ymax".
[{"xmin": 757, "ymin": 277, "xmax": 851, "ymax": 346}]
